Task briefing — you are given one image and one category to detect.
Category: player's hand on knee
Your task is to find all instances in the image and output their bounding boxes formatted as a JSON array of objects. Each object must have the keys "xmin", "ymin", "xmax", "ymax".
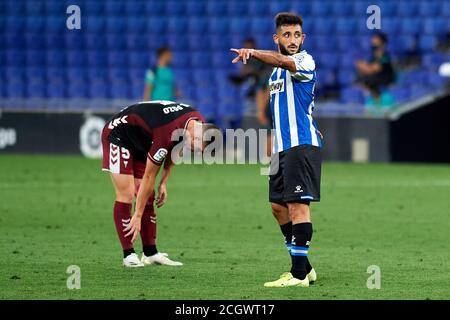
[
  {"xmin": 156, "ymin": 183, "xmax": 167, "ymax": 208},
  {"xmin": 123, "ymin": 214, "xmax": 141, "ymax": 242}
]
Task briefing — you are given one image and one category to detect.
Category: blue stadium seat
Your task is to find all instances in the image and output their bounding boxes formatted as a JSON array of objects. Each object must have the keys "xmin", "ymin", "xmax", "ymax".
[
  {"xmin": 46, "ymin": 34, "xmax": 65, "ymax": 50},
  {"xmin": 311, "ymin": 2, "xmax": 332, "ymax": 16},
  {"xmin": 84, "ymin": 1, "xmax": 104, "ymax": 16},
  {"xmin": 128, "ymin": 52, "xmax": 149, "ymax": 70},
  {"xmin": 186, "ymin": 1, "xmax": 207, "ymax": 16},
  {"xmin": 230, "ymin": 34, "xmax": 246, "ymax": 48},
  {"xmin": 400, "ymin": 18, "xmax": 421, "ymax": 35},
  {"xmin": 47, "ymin": 67, "xmax": 66, "ymax": 83},
  {"xmin": 227, "ymin": 2, "xmax": 248, "ymax": 16},
  {"xmin": 331, "ymin": 1, "xmax": 353, "ymax": 16},
  {"xmin": 168, "ymin": 17, "xmax": 188, "ymax": 33},
  {"xmin": 389, "ymin": 86, "xmax": 410, "ymax": 103},
  {"xmin": 317, "ymin": 53, "xmax": 339, "ymax": 69},
  {"xmin": 380, "ymin": 18, "xmax": 400, "ymax": 35},
  {"xmin": 314, "ymin": 36, "xmax": 338, "ymax": 52},
  {"xmin": 146, "ymin": 35, "xmax": 168, "ymax": 51},
  {"xmin": 423, "ymin": 18, "xmax": 446, "ymax": 35},
  {"xmin": 230, "ymin": 18, "xmax": 250, "ymax": 34},
  {"xmin": 250, "ymin": 17, "xmax": 275, "ymax": 36},
  {"xmin": 422, "ymin": 53, "xmax": 445, "ymax": 69},
  {"xmin": 337, "ymin": 36, "xmax": 355, "ymax": 52},
  {"xmin": 212, "ymin": 52, "xmax": 231, "ymax": 68},
  {"xmin": 66, "ymin": 51, "xmax": 87, "ymax": 68},
  {"xmin": 313, "ymin": 18, "xmax": 334, "ymax": 35},
  {"xmin": 397, "ymin": 35, "xmax": 416, "ymax": 53},
  {"xmin": 145, "ymin": 1, "xmax": 166, "ymax": 16},
  {"xmin": 248, "ymin": 1, "xmax": 269, "ymax": 16},
  {"xmin": 6, "ymin": 50, "xmax": 26, "ymax": 67},
  {"xmin": 6, "ymin": 32, "xmax": 26, "ymax": 50},
  {"xmin": 68, "ymin": 81, "xmax": 89, "ymax": 99},
  {"xmin": 166, "ymin": 1, "xmax": 187, "ymax": 16},
  {"xmin": 129, "ymin": 68, "xmax": 145, "ymax": 83},
  {"xmin": 125, "ymin": 1, "xmax": 146, "ymax": 17},
  {"xmin": 106, "ymin": 34, "xmax": 127, "ymax": 50},
  {"xmin": 188, "ymin": 35, "xmax": 210, "ymax": 51},
  {"xmin": 6, "ymin": 0, "xmax": 25, "ymax": 15},
  {"xmin": 269, "ymin": 1, "xmax": 291, "ymax": 16},
  {"xmin": 340, "ymin": 87, "xmax": 364, "ymax": 104},
  {"xmin": 409, "ymin": 85, "xmax": 431, "ymax": 99},
  {"xmin": 7, "ymin": 79, "xmax": 26, "ymax": 98},
  {"xmin": 378, "ymin": 1, "xmax": 397, "ymax": 17},
  {"xmin": 126, "ymin": 35, "xmax": 148, "ymax": 51},
  {"xmin": 110, "ymin": 81, "xmax": 130, "ymax": 99},
  {"xmin": 396, "ymin": 1, "xmax": 418, "ymax": 16},
  {"xmin": 6, "ymin": 16, "xmax": 25, "ymax": 33},
  {"xmin": 66, "ymin": 65, "xmax": 87, "ymax": 85},
  {"xmin": 65, "ymin": 33, "xmax": 85, "ymax": 51},
  {"xmin": 26, "ymin": 67, "xmax": 46, "ymax": 82},
  {"xmin": 188, "ymin": 18, "xmax": 208, "ymax": 34},
  {"xmin": 336, "ymin": 18, "xmax": 357, "ymax": 35},
  {"xmin": 27, "ymin": 78, "xmax": 47, "ymax": 98},
  {"xmin": 84, "ymin": 33, "xmax": 106, "ymax": 50},
  {"xmin": 26, "ymin": 17, "xmax": 46, "ymax": 32},
  {"xmin": 208, "ymin": 17, "xmax": 229, "ymax": 34},
  {"xmin": 337, "ymin": 70, "xmax": 355, "ymax": 87},
  {"xmin": 46, "ymin": 50, "xmax": 66, "ymax": 68},
  {"xmin": 85, "ymin": 16, "xmax": 106, "ymax": 33},
  {"xmin": 168, "ymin": 35, "xmax": 189, "ymax": 51},
  {"xmin": 172, "ymin": 51, "xmax": 191, "ymax": 69},
  {"xmin": 108, "ymin": 51, "xmax": 128, "ymax": 68},
  {"xmin": 191, "ymin": 53, "xmax": 212, "ymax": 69},
  {"xmin": 147, "ymin": 17, "xmax": 167, "ymax": 34},
  {"xmin": 206, "ymin": 1, "xmax": 228, "ymax": 16},
  {"xmin": 443, "ymin": 2, "xmax": 450, "ymax": 17},
  {"xmin": 419, "ymin": 36, "xmax": 438, "ymax": 52},
  {"xmin": 88, "ymin": 51, "xmax": 108, "ymax": 68},
  {"xmin": 47, "ymin": 82, "xmax": 67, "ymax": 99},
  {"xmin": 106, "ymin": 17, "xmax": 126, "ymax": 33},
  {"xmin": 418, "ymin": 1, "xmax": 441, "ymax": 17},
  {"xmin": 46, "ymin": 16, "xmax": 65, "ymax": 34},
  {"xmin": 126, "ymin": 17, "xmax": 147, "ymax": 34},
  {"xmin": 105, "ymin": 1, "xmax": 125, "ymax": 16},
  {"xmin": 88, "ymin": 68, "xmax": 108, "ymax": 82},
  {"xmin": 26, "ymin": 51, "xmax": 46, "ymax": 67},
  {"xmin": 90, "ymin": 80, "xmax": 109, "ymax": 98},
  {"xmin": 210, "ymin": 35, "xmax": 231, "ymax": 51},
  {"xmin": 338, "ymin": 52, "xmax": 356, "ymax": 69}
]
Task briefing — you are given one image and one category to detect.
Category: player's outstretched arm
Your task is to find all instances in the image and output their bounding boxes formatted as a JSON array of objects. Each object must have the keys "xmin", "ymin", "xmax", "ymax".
[
  {"xmin": 230, "ymin": 48, "xmax": 296, "ymax": 73},
  {"xmin": 124, "ymin": 159, "xmax": 161, "ymax": 242}
]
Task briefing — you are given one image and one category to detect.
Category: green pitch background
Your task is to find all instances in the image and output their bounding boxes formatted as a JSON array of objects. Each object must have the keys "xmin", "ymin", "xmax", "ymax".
[{"xmin": 0, "ymin": 155, "xmax": 449, "ymax": 300}]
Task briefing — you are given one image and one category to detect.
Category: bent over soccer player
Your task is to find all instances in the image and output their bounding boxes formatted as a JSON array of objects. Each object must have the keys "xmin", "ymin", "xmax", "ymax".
[
  {"xmin": 101, "ymin": 101, "xmax": 214, "ymax": 267},
  {"xmin": 231, "ymin": 13, "xmax": 322, "ymax": 287}
]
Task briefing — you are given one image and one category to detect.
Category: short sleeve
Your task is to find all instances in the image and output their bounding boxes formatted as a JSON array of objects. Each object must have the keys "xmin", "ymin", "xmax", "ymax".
[
  {"xmin": 145, "ymin": 69, "xmax": 155, "ymax": 85},
  {"xmin": 288, "ymin": 52, "xmax": 316, "ymax": 82},
  {"xmin": 147, "ymin": 135, "xmax": 172, "ymax": 166}
]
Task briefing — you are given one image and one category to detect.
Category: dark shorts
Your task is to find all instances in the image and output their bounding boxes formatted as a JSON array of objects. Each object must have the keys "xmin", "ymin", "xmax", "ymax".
[
  {"xmin": 269, "ymin": 144, "xmax": 322, "ymax": 204},
  {"xmin": 101, "ymin": 125, "xmax": 147, "ymax": 179}
]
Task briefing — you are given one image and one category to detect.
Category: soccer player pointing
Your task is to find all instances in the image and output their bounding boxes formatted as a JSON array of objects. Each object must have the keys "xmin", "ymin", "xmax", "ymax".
[
  {"xmin": 231, "ymin": 13, "xmax": 322, "ymax": 287},
  {"xmin": 101, "ymin": 101, "xmax": 218, "ymax": 267}
]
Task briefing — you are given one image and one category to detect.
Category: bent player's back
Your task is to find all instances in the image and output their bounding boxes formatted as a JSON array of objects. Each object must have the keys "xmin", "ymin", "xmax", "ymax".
[{"xmin": 106, "ymin": 100, "xmax": 202, "ymax": 156}]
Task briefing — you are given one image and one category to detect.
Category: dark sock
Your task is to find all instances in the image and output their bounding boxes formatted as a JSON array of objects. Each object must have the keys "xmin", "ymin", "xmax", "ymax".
[
  {"xmin": 290, "ymin": 222, "xmax": 313, "ymax": 280},
  {"xmin": 123, "ymin": 248, "xmax": 135, "ymax": 258},
  {"xmin": 113, "ymin": 201, "xmax": 134, "ymax": 252},
  {"xmin": 279, "ymin": 221, "xmax": 293, "ymax": 251},
  {"xmin": 143, "ymin": 245, "xmax": 158, "ymax": 257}
]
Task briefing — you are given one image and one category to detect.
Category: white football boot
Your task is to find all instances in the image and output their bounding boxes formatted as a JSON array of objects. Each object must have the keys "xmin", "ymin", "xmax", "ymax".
[
  {"xmin": 123, "ymin": 253, "xmax": 144, "ymax": 268},
  {"xmin": 141, "ymin": 252, "xmax": 183, "ymax": 266}
]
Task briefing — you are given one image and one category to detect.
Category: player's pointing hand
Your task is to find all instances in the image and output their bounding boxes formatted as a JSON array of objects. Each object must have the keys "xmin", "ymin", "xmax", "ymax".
[
  {"xmin": 230, "ymin": 48, "xmax": 254, "ymax": 64},
  {"xmin": 123, "ymin": 213, "xmax": 142, "ymax": 243}
]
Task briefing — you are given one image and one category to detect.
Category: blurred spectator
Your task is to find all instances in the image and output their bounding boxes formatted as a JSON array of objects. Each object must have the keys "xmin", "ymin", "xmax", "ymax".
[
  {"xmin": 355, "ymin": 33, "xmax": 396, "ymax": 107},
  {"xmin": 255, "ymin": 83, "xmax": 273, "ymax": 157},
  {"xmin": 143, "ymin": 47, "xmax": 179, "ymax": 101},
  {"xmin": 229, "ymin": 38, "xmax": 272, "ymax": 115}
]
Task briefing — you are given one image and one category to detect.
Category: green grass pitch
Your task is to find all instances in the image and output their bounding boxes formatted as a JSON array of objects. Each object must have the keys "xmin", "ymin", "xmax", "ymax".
[{"xmin": 0, "ymin": 155, "xmax": 449, "ymax": 300}]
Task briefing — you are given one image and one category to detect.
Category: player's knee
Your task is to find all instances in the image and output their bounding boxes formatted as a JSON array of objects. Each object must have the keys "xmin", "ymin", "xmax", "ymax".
[
  {"xmin": 115, "ymin": 186, "xmax": 135, "ymax": 203},
  {"xmin": 288, "ymin": 202, "xmax": 310, "ymax": 219}
]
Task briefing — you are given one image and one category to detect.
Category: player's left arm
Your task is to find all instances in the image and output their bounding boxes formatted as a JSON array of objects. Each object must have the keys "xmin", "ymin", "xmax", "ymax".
[
  {"xmin": 124, "ymin": 159, "xmax": 161, "ymax": 242},
  {"xmin": 156, "ymin": 157, "xmax": 174, "ymax": 208},
  {"xmin": 231, "ymin": 48, "xmax": 297, "ymax": 73}
]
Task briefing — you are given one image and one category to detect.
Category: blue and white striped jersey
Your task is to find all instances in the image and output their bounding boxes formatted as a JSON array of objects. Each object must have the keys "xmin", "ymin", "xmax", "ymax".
[{"xmin": 269, "ymin": 50, "xmax": 322, "ymax": 154}]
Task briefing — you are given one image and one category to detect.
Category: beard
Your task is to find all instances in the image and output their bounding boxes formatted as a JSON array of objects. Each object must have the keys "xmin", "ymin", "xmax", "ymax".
[{"xmin": 279, "ymin": 43, "xmax": 302, "ymax": 55}]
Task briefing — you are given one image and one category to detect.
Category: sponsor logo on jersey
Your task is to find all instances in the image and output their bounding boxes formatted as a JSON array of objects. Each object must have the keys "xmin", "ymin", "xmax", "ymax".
[
  {"xmin": 153, "ymin": 148, "xmax": 168, "ymax": 162},
  {"xmin": 269, "ymin": 79, "xmax": 284, "ymax": 95}
]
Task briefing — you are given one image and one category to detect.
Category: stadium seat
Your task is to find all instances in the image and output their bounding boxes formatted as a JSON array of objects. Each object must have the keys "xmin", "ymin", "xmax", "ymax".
[
  {"xmin": 125, "ymin": 1, "xmax": 146, "ymax": 17},
  {"xmin": 400, "ymin": 18, "xmax": 422, "ymax": 35},
  {"xmin": 110, "ymin": 81, "xmax": 130, "ymax": 99},
  {"xmin": 6, "ymin": 16, "xmax": 25, "ymax": 32},
  {"xmin": 313, "ymin": 18, "xmax": 334, "ymax": 35},
  {"xmin": 106, "ymin": 34, "xmax": 127, "ymax": 50},
  {"xmin": 26, "ymin": 17, "xmax": 45, "ymax": 33},
  {"xmin": 206, "ymin": 1, "xmax": 228, "ymax": 16},
  {"xmin": 227, "ymin": 2, "xmax": 248, "ymax": 16},
  {"xmin": 166, "ymin": 1, "xmax": 187, "ymax": 16},
  {"xmin": 128, "ymin": 52, "xmax": 149, "ymax": 69},
  {"xmin": 127, "ymin": 35, "xmax": 148, "ymax": 51},
  {"xmin": 6, "ymin": 50, "xmax": 26, "ymax": 67},
  {"xmin": 85, "ymin": 33, "xmax": 106, "ymax": 50},
  {"xmin": 311, "ymin": 2, "xmax": 332, "ymax": 16},
  {"xmin": 208, "ymin": 17, "xmax": 229, "ymax": 34},
  {"xmin": 331, "ymin": 1, "xmax": 353, "ymax": 17},
  {"xmin": 230, "ymin": 18, "xmax": 250, "ymax": 34},
  {"xmin": 419, "ymin": 36, "xmax": 438, "ymax": 52},
  {"xmin": 396, "ymin": 1, "xmax": 418, "ymax": 16},
  {"xmin": 90, "ymin": 80, "xmax": 109, "ymax": 98},
  {"xmin": 6, "ymin": 79, "xmax": 26, "ymax": 98},
  {"xmin": 26, "ymin": 51, "xmax": 46, "ymax": 67},
  {"xmin": 168, "ymin": 17, "xmax": 188, "ymax": 33},
  {"xmin": 105, "ymin": 1, "xmax": 125, "ymax": 16},
  {"xmin": 389, "ymin": 86, "xmax": 410, "ymax": 103},
  {"xmin": 248, "ymin": 1, "xmax": 270, "ymax": 16},
  {"xmin": 423, "ymin": 18, "xmax": 446, "ymax": 35},
  {"xmin": 6, "ymin": 0, "xmax": 25, "ymax": 15},
  {"xmin": 145, "ymin": 1, "xmax": 166, "ymax": 16},
  {"xmin": 68, "ymin": 81, "xmax": 89, "ymax": 99},
  {"xmin": 88, "ymin": 51, "xmax": 108, "ymax": 68},
  {"xmin": 25, "ymin": 33, "xmax": 45, "ymax": 50},
  {"xmin": 126, "ymin": 17, "xmax": 147, "ymax": 34},
  {"xmin": 47, "ymin": 67, "xmax": 66, "ymax": 83},
  {"xmin": 47, "ymin": 81, "xmax": 67, "ymax": 99},
  {"xmin": 67, "ymin": 67, "xmax": 88, "ymax": 83},
  {"xmin": 26, "ymin": 67, "xmax": 46, "ymax": 82},
  {"xmin": 46, "ymin": 0, "xmax": 69, "ymax": 16},
  {"xmin": 186, "ymin": 1, "xmax": 207, "ymax": 16},
  {"xmin": 380, "ymin": 18, "xmax": 400, "ymax": 35},
  {"xmin": 84, "ymin": 1, "xmax": 104, "ymax": 16},
  {"xmin": 85, "ymin": 16, "xmax": 106, "ymax": 33},
  {"xmin": 147, "ymin": 17, "xmax": 167, "ymax": 35},
  {"xmin": 65, "ymin": 33, "xmax": 85, "ymax": 51},
  {"xmin": 269, "ymin": 1, "xmax": 292, "ymax": 16},
  {"xmin": 418, "ymin": 1, "xmax": 441, "ymax": 17},
  {"xmin": 340, "ymin": 87, "xmax": 365, "ymax": 104},
  {"xmin": 168, "ymin": 35, "xmax": 189, "ymax": 51},
  {"xmin": 191, "ymin": 53, "xmax": 212, "ymax": 69},
  {"xmin": 107, "ymin": 51, "xmax": 128, "ymax": 68},
  {"xmin": 171, "ymin": 51, "xmax": 191, "ymax": 69},
  {"xmin": 188, "ymin": 18, "xmax": 208, "ymax": 34},
  {"xmin": 46, "ymin": 16, "xmax": 65, "ymax": 34},
  {"xmin": 106, "ymin": 17, "xmax": 126, "ymax": 34},
  {"xmin": 27, "ymin": 78, "xmax": 47, "ymax": 98}
]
